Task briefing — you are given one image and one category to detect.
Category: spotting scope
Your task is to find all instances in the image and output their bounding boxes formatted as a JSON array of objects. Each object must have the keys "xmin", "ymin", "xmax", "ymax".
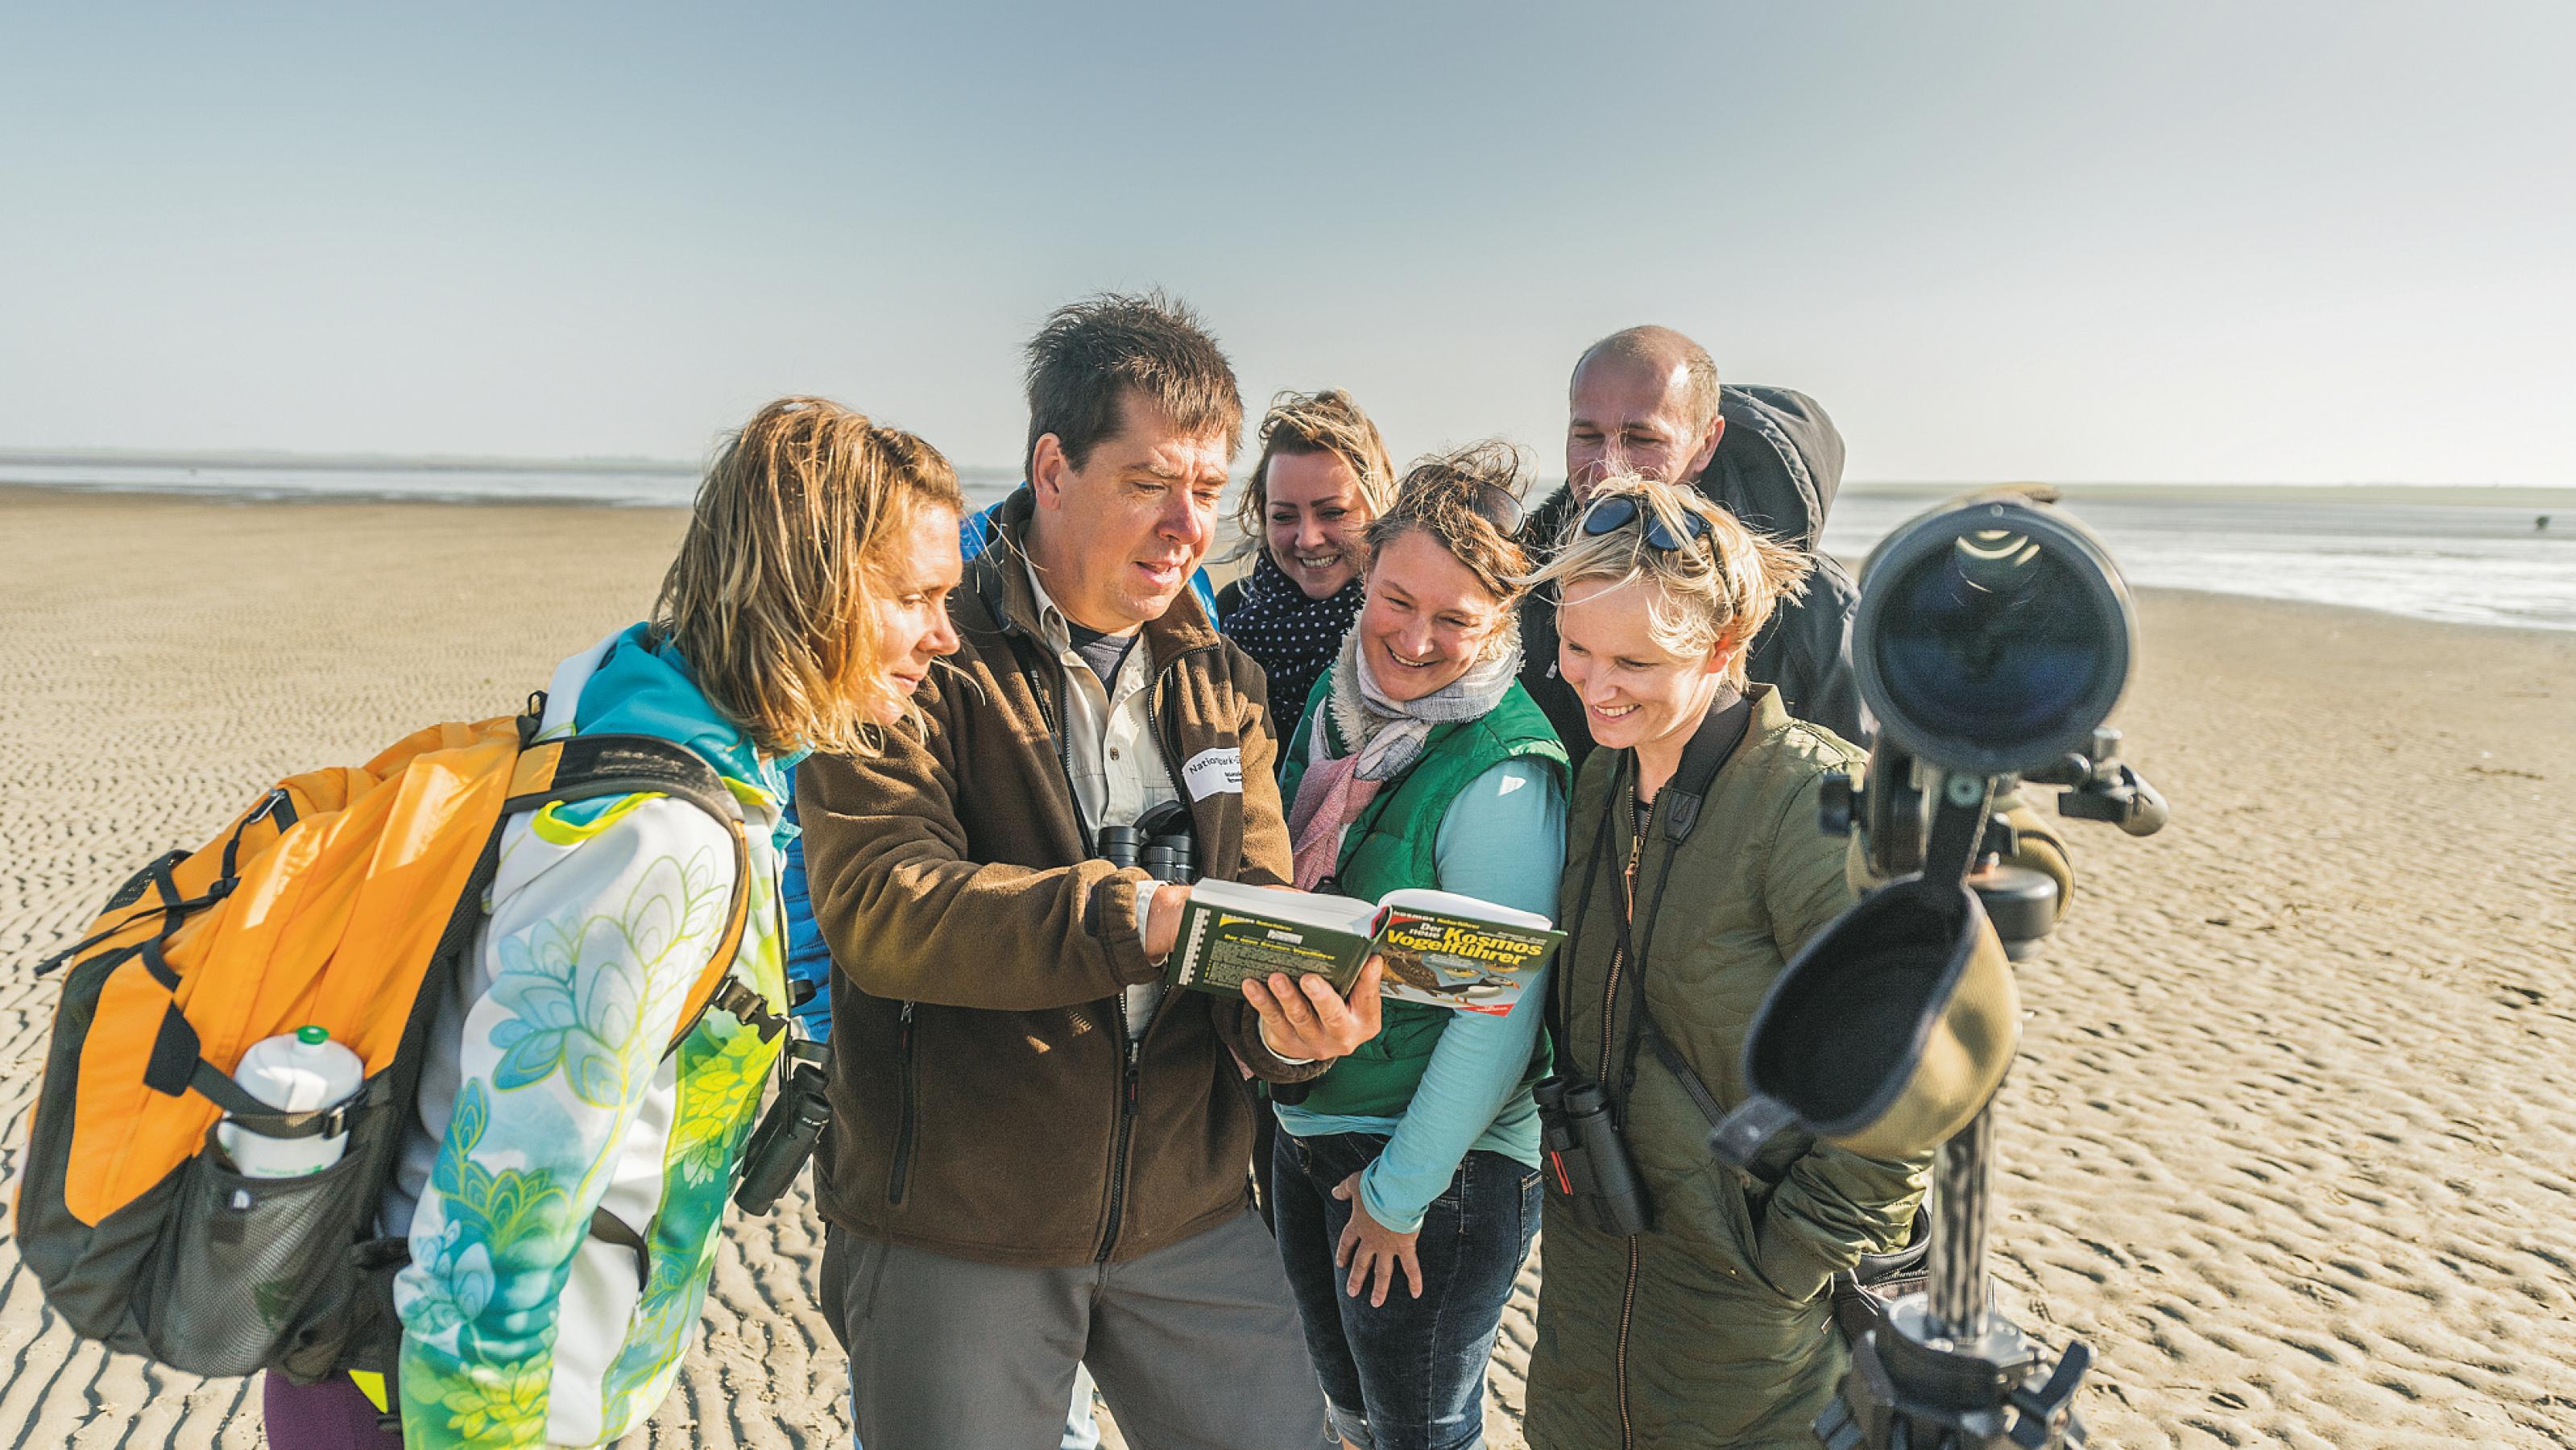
[{"xmin": 1714, "ymin": 490, "xmax": 2168, "ymax": 1450}]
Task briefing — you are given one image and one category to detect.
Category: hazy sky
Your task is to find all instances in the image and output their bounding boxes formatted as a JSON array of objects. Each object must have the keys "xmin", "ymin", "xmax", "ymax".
[{"xmin": 4, "ymin": 2, "xmax": 2569, "ymax": 484}]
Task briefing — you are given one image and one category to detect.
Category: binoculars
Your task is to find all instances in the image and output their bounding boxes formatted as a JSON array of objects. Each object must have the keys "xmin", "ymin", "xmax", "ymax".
[
  {"xmin": 1536, "ymin": 1075, "xmax": 1651, "ymax": 1238},
  {"xmin": 735, "ymin": 1036, "xmax": 831, "ymax": 1216},
  {"xmin": 1100, "ymin": 800, "xmax": 1197, "ymax": 885}
]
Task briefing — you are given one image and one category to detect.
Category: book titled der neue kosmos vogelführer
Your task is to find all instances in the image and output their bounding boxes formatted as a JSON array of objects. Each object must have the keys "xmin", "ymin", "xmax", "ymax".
[{"xmin": 1164, "ymin": 880, "xmax": 1562, "ymax": 1017}]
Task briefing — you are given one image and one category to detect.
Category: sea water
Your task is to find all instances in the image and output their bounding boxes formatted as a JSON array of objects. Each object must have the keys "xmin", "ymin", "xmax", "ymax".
[
  {"xmin": 6, "ymin": 454, "xmax": 2566, "ymax": 632},
  {"xmin": 1820, "ymin": 492, "xmax": 2574, "ymax": 632}
]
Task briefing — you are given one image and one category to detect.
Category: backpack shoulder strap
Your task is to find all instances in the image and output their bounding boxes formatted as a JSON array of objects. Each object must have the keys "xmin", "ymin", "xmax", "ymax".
[{"xmin": 507, "ymin": 733, "xmax": 772, "ymax": 1049}]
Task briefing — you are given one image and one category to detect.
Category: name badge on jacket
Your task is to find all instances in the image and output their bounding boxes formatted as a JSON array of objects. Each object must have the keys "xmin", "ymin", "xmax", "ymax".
[{"xmin": 1182, "ymin": 746, "xmax": 1243, "ymax": 800}]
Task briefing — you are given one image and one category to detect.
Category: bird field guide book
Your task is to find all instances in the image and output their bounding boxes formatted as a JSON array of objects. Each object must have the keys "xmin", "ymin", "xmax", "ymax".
[{"xmin": 1165, "ymin": 880, "xmax": 1562, "ymax": 1017}]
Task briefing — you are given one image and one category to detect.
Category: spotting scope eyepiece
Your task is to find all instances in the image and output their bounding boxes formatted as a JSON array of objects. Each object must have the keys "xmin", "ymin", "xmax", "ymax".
[{"xmin": 1853, "ymin": 493, "xmax": 2135, "ymax": 779}]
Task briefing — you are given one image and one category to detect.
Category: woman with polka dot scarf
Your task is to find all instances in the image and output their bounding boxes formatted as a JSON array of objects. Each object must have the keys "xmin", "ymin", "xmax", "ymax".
[{"xmin": 1218, "ymin": 388, "xmax": 1399, "ymax": 733}]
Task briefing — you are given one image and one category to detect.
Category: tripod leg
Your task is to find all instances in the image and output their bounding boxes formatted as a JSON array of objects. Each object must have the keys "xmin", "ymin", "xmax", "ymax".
[{"xmin": 1928, "ymin": 1108, "xmax": 1994, "ymax": 1339}]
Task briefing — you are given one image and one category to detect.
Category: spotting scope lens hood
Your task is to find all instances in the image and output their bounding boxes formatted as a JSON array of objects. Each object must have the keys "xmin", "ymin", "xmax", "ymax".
[
  {"xmin": 1710, "ymin": 876, "xmax": 2021, "ymax": 1166},
  {"xmin": 1853, "ymin": 492, "xmax": 2135, "ymax": 777}
]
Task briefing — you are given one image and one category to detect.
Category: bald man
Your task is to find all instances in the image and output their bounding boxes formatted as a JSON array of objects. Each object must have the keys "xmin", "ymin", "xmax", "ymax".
[{"xmin": 1519, "ymin": 327, "xmax": 1866, "ymax": 764}]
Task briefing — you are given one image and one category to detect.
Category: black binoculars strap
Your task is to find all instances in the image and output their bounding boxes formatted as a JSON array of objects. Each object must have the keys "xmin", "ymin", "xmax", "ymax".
[
  {"xmin": 1607, "ymin": 696, "xmax": 1752, "ymax": 1129},
  {"xmin": 1551, "ymin": 695, "xmax": 1750, "ymax": 1111},
  {"xmin": 1607, "ymin": 833, "xmax": 1681, "ymax": 1122},
  {"xmin": 1547, "ymin": 810, "xmax": 1617, "ymax": 1081},
  {"xmin": 1000, "ymin": 632, "xmax": 1094, "ymax": 850},
  {"xmin": 1637, "ymin": 1010, "xmax": 1729, "ymax": 1130}
]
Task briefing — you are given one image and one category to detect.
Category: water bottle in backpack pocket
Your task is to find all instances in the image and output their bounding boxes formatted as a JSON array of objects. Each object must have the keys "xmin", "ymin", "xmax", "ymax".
[
  {"xmin": 15, "ymin": 708, "xmax": 757, "ymax": 1382},
  {"xmin": 219, "ymin": 1028, "xmax": 365, "ymax": 1176},
  {"xmin": 116, "ymin": 1028, "xmax": 375, "ymax": 1377}
]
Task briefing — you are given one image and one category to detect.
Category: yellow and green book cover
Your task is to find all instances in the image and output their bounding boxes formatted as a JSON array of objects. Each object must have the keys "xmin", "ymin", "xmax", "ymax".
[{"xmin": 1166, "ymin": 880, "xmax": 1560, "ymax": 1017}]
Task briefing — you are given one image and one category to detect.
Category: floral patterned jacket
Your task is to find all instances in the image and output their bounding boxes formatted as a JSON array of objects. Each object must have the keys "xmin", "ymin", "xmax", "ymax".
[{"xmin": 384, "ymin": 625, "xmax": 793, "ymax": 1447}]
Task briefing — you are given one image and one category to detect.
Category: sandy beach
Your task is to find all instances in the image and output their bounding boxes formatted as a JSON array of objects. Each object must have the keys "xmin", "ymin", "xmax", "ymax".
[{"xmin": 2, "ymin": 486, "xmax": 2571, "ymax": 1448}]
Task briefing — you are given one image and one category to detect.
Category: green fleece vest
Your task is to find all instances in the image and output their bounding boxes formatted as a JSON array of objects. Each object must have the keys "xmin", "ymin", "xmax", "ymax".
[{"xmin": 1279, "ymin": 677, "xmax": 1568, "ymax": 1120}]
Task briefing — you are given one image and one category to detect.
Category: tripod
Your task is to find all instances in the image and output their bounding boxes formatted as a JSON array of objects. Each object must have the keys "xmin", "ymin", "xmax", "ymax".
[
  {"xmin": 1812, "ymin": 1101, "xmax": 2089, "ymax": 1449},
  {"xmin": 1812, "ymin": 735, "xmax": 2162, "ymax": 1449}
]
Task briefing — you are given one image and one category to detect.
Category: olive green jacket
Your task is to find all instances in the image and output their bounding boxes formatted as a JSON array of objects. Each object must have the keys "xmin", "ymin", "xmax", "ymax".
[{"xmin": 1527, "ymin": 687, "xmax": 2071, "ymax": 1449}]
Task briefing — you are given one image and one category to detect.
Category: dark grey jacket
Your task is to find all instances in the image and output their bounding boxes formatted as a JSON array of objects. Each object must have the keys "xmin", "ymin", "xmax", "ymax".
[{"xmin": 1519, "ymin": 384, "xmax": 1866, "ymax": 770}]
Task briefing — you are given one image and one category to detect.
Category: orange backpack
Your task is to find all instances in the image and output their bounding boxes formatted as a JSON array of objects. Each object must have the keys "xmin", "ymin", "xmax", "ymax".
[{"xmin": 16, "ymin": 697, "xmax": 756, "ymax": 1382}]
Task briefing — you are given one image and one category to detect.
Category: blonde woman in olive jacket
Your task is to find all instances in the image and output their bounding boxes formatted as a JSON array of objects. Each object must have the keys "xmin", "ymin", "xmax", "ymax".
[{"xmin": 1520, "ymin": 478, "xmax": 2071, "ymax": 1450}]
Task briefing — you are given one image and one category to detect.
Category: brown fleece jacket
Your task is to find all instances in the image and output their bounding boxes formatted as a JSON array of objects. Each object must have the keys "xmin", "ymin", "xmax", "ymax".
[{"xmin": 795, "ymin": 489, "xmax": 1319, "ymax": 1268}]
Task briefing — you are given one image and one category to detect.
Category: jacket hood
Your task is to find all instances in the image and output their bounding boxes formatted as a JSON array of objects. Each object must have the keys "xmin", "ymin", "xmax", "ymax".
[
  {"xmin": 1519, "ymin": 383, "xmax": 1847, "ymax": 554},
  {"xmin": 546, "ymin": 622, "xmax": 797, "ymax": 843},
  {"xmin": 1701, "ymin": 384, "xmax": 1845, "ymax": 552}
]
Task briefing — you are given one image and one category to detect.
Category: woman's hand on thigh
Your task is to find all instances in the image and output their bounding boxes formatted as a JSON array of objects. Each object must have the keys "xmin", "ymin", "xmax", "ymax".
[{"xmin": 1331, "ymin": 1171, "xmax": 1423, "ymax": 1307}]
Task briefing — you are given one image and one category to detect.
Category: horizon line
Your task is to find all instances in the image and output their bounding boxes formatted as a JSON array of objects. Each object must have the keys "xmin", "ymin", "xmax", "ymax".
[{"xmin": 2, "ymin": 444, "xmax": 2566, "ymax": 495}]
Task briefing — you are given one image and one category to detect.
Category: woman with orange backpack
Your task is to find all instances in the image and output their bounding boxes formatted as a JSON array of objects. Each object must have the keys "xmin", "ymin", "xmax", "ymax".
[{"xmin": 262, "ymin": 398, "xmax": 969, "ymax": 1447}]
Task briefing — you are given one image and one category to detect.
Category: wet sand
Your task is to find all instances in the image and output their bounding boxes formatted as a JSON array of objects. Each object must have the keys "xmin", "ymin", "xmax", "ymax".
[{"xmin": 2, "ymin": 487, "xmax": 2570, "ymax": 1448}]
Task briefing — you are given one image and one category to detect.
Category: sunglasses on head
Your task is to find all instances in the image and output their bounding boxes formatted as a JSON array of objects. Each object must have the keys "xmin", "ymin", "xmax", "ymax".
[
  {"xmin": 1468, "ymin": 482, "xmax": 1526, "ymax": 536},
  {"xmin": 1580, "ymin": 493, "xmax": 1710, "ymax": 553}
]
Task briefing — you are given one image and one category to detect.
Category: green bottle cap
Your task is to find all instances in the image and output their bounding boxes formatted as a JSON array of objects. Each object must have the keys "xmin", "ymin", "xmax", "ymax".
[{"xmin": 296, "ymin": 1025, "xmax": 329, "ymax": 1046}]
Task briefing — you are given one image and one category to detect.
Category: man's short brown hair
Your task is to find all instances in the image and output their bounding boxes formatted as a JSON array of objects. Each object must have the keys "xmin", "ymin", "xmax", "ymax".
[{"xmin": 1023, "ymin": 291, "xmax": 1245, "ymax": 478}]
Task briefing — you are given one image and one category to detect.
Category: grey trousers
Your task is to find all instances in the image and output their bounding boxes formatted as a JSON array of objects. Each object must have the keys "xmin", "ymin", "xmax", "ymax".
[{"xmin": 822, "ymin": 1211, "xmax": 1331, "ymax": 1450}]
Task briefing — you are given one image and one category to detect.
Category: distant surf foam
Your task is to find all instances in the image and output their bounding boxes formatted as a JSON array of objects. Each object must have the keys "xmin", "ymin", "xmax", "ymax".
[
  {"xmin": 1820, "ymin": 492, "xmax": 2574, "ymax": 633},
  {"xmin": 5, "ymin": 456, "xmax": 2565, "ymax": 632},
  {"xmin": 0, "ymin": 455, "xmax": 1029, "ymax": 509}
]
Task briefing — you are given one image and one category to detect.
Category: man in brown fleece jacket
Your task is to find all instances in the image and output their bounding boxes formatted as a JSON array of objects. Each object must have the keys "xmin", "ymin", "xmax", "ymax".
[{"xmin": 797, "ymin": 292, "xmax": 1384, "ymax": 1450}]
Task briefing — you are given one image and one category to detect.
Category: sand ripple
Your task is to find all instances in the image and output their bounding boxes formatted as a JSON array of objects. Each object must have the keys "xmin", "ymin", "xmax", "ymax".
[{"xmin": 2, "ymin": 490, "xmax": 2569, "ymax": 1448}]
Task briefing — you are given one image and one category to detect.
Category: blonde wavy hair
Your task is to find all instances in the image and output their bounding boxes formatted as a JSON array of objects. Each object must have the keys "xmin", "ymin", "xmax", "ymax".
[
  {"xmin": 655, "ymin": 396, "xmax": 965, "ymax": 758},
  {"xmin": 1522, "ymin": 474, "xmax": 1809, "ymax": 683},
  {"xmin": 1228, "ymin": 387, "xmax": 1398, "ymax": 564}
]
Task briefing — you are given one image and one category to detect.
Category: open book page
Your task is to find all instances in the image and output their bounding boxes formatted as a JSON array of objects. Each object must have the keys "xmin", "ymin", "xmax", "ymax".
[
  {"xmin": 1367, "ymin": 889, "xmax": 1563, "ymax": 1017},
  {"xmin": 1373, "ymin": 888, "xmax": 1552, "ymax": 932}
]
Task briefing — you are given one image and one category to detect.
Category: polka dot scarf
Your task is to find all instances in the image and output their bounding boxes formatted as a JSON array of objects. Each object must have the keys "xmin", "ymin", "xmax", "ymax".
[{"xmin": 1220, "ymin": 552, "xmax": 1366, "ymax": 727}]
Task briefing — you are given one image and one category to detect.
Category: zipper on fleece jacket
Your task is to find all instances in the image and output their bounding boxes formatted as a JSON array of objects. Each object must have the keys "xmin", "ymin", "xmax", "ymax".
[
  {"xmin": 1094, "ymin": 645, "xmax": 1218, "ymax": 1263},
  {"xmin": 1098, "ymin": 1036, "xmax": 1143, "ymax": 1262},
  {"xmin": 1008, "ymin": 632, "xmax": 1146, "ymax": 1262},
  {"xmin": 1605, "ymin": 786, "xmax": 1649, "ymax": 1450},
  {"xmin": 888, "ymin": 1000, "xmax": 917, "ymax": 1205}
]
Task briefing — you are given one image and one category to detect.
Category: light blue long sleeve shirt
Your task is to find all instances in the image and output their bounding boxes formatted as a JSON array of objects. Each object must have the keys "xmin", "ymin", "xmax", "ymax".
[{"xmin": 1275, "ymin": 756, "xmax": 1567, "ymax": 1233}]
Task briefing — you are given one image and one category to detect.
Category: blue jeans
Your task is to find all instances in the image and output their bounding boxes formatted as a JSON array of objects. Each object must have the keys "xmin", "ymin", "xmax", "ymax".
[{"xmin": 1271, "ymin": 1130, "xmax": 1541, "ymax": 1450}]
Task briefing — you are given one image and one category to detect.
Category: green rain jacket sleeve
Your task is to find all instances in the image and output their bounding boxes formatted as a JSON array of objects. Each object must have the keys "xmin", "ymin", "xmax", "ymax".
[{"xmin": 1750, "ymin": 768, "xmax": 1934, "ymax": 1304}]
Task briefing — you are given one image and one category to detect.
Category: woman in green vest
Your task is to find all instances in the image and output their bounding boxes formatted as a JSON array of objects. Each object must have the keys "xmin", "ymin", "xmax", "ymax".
[{"xmin": 1271, "ymin": 441, "xmax": 1568, "ymax": 1450}]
